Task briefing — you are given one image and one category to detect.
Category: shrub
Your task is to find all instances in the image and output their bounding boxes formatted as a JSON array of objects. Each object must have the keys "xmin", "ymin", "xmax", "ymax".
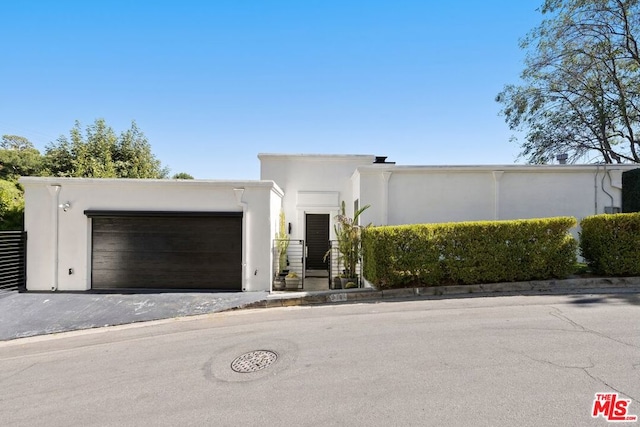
[
  {"xmin": 362, "ymin": 224, "xmax": 442, "ymax": 287},
  {"xmin": 580, "ymin": 213, "xmax": 640, "ymax": 275},
  {"xmin": 363, "ymin": 217, "xmax": 577, "ymax": 289},
  {"xmin": 0, "ymin": 179, "xmax": 24, "ymax": 231}
]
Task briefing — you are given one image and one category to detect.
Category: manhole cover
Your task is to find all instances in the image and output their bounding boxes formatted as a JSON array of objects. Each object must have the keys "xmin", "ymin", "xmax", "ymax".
[{"xmin": 231, "ymin": 350, "xmax": 278, "ymax": 373}]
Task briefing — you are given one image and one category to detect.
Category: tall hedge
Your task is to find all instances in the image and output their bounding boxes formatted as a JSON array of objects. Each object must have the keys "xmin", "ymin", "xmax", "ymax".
[
  {"xmin": 580, "ymin": 213, "xmax": 640, "ymax": 275},
  {"xmin": 363, "ymin": 217, "xmax": 577, "ymax": 289}
]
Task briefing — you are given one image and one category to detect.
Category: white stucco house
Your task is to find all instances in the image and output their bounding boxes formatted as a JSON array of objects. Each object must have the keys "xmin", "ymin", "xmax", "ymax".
[{"xmin": 20, "ymin": 153, "xmax": 638, "ymax": 293}]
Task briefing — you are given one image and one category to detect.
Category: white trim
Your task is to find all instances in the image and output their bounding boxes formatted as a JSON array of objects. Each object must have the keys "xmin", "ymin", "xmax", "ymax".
[
  {"xmin": 492, "ymin": 171, "xmax": 504, "ymax": 220},
  {"xmin": 234, "ymin": 188, "xmax": 248, "ymax": 291},
  {"xmin": 47, "ymin": 185, "xmax": 61, "ymax": 291},
  {"xmin": 297, "ymin": 191, "xmax": 340, "ymax": 207},
  {"xmin": 357, "ymin": 164, "xmax": 640, "ymax": 174},
  {"xmin": 382, "ymin": 171, "xmax": 392, "ymax": 225}
]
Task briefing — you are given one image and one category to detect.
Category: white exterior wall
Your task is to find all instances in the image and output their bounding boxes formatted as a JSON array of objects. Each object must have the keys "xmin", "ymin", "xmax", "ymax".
[
  {"xmin": 356, "ymin": 165, "xmax": 635, "ymax": 227},
  {"xmin": 20, "ymin": 177, "xmax": 282, "ymax": 292},
  {"xmin": 498, "ymin": 169, "xmax": 621, "ymax": 220},
  {"xmin": 259, "ymin": 154, "xmax": 374, "ymax": 240}
]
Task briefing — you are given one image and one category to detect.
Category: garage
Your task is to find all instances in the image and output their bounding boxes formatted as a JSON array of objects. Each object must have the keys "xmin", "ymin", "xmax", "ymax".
[{"xmin": 88, "ymin": 212, "xmax": 242, "ymax": 291}]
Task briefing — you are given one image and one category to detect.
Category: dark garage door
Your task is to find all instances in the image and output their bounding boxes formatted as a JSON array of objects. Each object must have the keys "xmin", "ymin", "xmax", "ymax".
[{"xmin": 88, "ymin": 212, "xmax": 242, "ymax": 291}]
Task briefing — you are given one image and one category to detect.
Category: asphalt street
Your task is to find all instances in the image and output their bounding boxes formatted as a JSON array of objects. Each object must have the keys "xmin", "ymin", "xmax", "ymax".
[{"xmin": 1, "ymin": 294, "xmax": 638, "ymax": 426}]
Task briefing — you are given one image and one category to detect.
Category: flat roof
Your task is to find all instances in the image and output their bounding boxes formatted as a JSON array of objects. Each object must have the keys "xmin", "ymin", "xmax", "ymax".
[
  {"xmin": 258, "ymin": 153, "xmax": 375, "ymax": 160},
  {"xmin": 356, "ymin": 164, "xmax": 640, "ymax": 173},
  {"xmin": 19, "ymin": 176, "xmax": 284, "ymax": 195}
]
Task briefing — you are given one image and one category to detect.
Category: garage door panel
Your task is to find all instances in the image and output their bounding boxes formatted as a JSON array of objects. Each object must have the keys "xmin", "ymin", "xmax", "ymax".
[
  {"xmin": 94, "ymin": 217, "xmax": 241, "ymax": 234},
  {"xmin": 92, "ymin": 235, "xmax": 241, "ymax": 254},
  {"xmin": 91, "ymin": 215, "xmax": 242, "ymax": 290},
  {"xmin": 92, "ymin": 251, "xmax": 240, "ymax": 271},
  {"xmin": 92, "ymin": 268, "xmax": 240, "ymax": 289}
]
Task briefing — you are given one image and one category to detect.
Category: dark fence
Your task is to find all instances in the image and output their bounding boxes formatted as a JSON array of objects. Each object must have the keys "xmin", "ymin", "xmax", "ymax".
[
  {"xmin": 272, "ymin": 239, "xmax": 305, "ymax": 290},
  {"xmin": 0, "ymin": 231, "xmax": 26, "ymax": 291},
  {"xmin": 327, "ymin": 240, "xmax": 362, "ymax": 289}
]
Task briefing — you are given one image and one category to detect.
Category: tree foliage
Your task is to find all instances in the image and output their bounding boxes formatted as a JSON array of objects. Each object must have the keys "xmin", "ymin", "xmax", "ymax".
[
  {"xmin": 497, "ymin": 0, "xmax": 640, "ymax": 164},
  {"xmin": 2, "ymin": 135, "xmax": 34, "ymax": 150},
  {"xmin": 44, "ymin": 119, "xmax": 169, "ymax": 178},
  {"xmin": 0, "ymin": 135, "xmax": 40, "ymax": 229},
  {"xmin": 0, "ymin": 179, "xmax": 24, "ymax": 230},
  {"xmin": 0, "ymin": 136, "xmax": 44, "ymax": 180},
  {"xmin": 0, "ymin": 120, "xmax": 177, "ymax": 229},
  {"xmin": 172, "ymin": 172, "xmax": 194, "ymax": 179}
]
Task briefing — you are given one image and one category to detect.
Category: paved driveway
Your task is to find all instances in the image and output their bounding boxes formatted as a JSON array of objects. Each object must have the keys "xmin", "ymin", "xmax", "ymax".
[{"xmin": 0, "ymin": 291, "xmax": 268, "ymax": 341}]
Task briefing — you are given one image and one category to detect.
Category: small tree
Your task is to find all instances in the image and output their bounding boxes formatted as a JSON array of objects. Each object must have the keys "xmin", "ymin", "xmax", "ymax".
[
  {"xmin": 172, "ymin": 172, "xmax": 194, "ymax": 179},
  {"xmin": 334, "ymin": 201, "xmax": 370, "ymax": 279},
  {"xmin": 0, "ymin": 135, "xmax": 44, "ymax": 180},
  {"xmin": 44, "ymin": 119, "xmax": 168, "ymax": 178},
  {"xmin": 275, "ymin": 210, "xmax": 289, "ymax": 273}
]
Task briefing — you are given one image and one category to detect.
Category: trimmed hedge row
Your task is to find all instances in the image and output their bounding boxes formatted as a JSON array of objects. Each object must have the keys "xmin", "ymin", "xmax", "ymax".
[
  {"xmin": 362, "ymin": 217, "xmax": 578, "ymax": 289},
  {"xmin": 580, "ymin": 213, "xmax": 640, "ymax": 275}
]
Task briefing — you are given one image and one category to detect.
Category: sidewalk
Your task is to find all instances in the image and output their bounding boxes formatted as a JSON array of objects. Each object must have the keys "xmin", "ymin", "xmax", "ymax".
[
  {"xmin": 260, "ymin": 276, "xmax": 640, "ymax": 307},
  {"xmin": 1, "ymin": 276, "xmax": 639, "ymax": 341}
]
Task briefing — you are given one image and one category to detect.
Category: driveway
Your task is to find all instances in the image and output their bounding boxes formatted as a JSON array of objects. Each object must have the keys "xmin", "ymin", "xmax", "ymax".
[{"xmin": 0, "ymin": 291, "xmax": 268, "ymax": 341}]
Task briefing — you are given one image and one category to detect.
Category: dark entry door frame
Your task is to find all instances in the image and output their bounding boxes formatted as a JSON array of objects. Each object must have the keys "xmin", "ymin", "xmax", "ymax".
[{"xmin": 304, "ymin": 213, "xmax": 330, "ymax": 272}]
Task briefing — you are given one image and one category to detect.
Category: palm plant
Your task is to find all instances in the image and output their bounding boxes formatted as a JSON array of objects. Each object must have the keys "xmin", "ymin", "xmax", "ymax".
[
  {"xmin": 275, "ymin": 210, "xmax": 289, "ymax": 273},
  {"xmin": 333, "ymin": 201, "xmax": 370, "ymax": 279}
]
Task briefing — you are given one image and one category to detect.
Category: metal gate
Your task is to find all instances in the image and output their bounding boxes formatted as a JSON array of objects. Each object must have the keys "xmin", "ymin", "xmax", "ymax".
[
  {"xmin": 272, "ymin": 239, "xmax": 305, "ymax": 290},
  {"xmin": 0, "ymin": 231, "xmax": 26, "ymax": 291},
  {"xmin": 327, "ymin": 240, "xmax": 362, "ymax": 289}
]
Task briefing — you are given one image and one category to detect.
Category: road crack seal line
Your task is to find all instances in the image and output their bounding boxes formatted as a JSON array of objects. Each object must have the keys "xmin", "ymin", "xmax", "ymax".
[
  {"xmin": 0, "ymin": 363, "xmax": 37, "ymax": 383},
  {"xmin": 506, "ymin": 348, "xmax": 639, "ymax": 403},
  {"xmin": 506, "ymin": 348, "xmax": 595, "ymax": 370},
  {"xmin": 582, "ymin": 368, "xmax": 639, "ymax": 402},
  {"xmin": 548, "ymin": 306, "xmax": 640, "ymax": 349}
]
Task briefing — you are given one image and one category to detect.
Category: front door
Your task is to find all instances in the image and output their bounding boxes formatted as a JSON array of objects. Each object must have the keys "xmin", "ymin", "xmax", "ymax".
[{"xmin": 305, "ymin": 214, "xmax": 329, "ymax": 271}]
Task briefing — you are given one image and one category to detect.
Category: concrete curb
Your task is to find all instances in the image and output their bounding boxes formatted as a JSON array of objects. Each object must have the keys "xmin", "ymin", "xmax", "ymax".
[{"xmin": 241, "ymin": 276, "xmax": 640, "ymax": 309}]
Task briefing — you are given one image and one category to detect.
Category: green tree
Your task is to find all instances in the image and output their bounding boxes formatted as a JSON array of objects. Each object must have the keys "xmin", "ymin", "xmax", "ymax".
[
  {"xmin": 496, "ymin": 0, "xmax": 640, "ymax": 164},
  {"xmin": 0, "ymin": 179, "xmax": 24, "ymax": 230},
  {"xmin": 0, "ymin": 135, "xmax": 43, "ymax": 230},
  {"xmin": 0, "ymin": 135, "xmax": 44, "ymax": 180},
  {"xmin": 44, "ymin": 119, "xmax": 169, "ymax": 178},
  {"xmin": 2, "ymin": 135, "xmax": 34, "ymax": 150},
  {"xmin": 172, "ymin": 172, "xmax": 194, "ymax": 179}
]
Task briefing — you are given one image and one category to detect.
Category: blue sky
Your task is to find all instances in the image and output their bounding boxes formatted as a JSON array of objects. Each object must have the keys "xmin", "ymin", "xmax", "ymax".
[{"xmin": 1, "ymin": 1, "xmax": 543, "ymax": 179}]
